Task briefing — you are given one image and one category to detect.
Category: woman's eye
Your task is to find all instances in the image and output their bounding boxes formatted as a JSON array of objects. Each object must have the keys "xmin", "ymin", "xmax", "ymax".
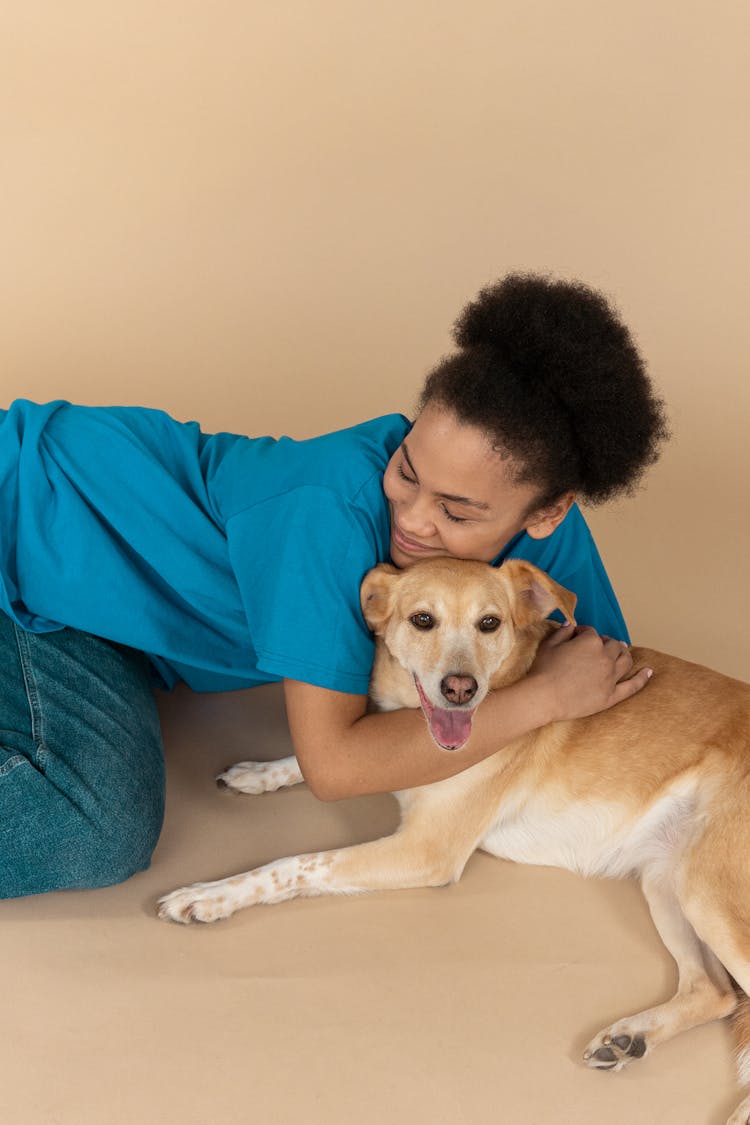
[
  {"xmin": 478, "ymin": 616, "xmax": 501, "ymax": 633},
  {"xmin": 397, "ymin": 463, "xmax": 416, "ymax": 484},
  {"xmin": 410, "ymin": 612, "xmax": 436, "ymax": 630},
  {"xmin": 441, "ymin": 505, "xmax": 467, "ymax": 524}
]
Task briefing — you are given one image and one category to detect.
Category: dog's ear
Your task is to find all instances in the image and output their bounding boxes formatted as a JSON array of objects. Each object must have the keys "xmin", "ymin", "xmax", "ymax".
[
  {"xmin": 500, "ymin": 559, "xmax": 577, "ymax": 628},
  {"xmin": 360, "ymin": 564, "xmax": 401, "ymax": 635}
]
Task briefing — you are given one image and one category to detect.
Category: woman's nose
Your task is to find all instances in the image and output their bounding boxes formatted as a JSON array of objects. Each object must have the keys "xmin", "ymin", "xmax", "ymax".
[{"xmin": 398, "ymin": 493, "xmax": 436, "ymax": 536}]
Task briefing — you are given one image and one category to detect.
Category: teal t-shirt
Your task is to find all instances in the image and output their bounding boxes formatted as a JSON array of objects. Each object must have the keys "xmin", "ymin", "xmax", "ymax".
[{"xmin": 0, "ymin": 399, "xmax": 628, "ymax": 694}]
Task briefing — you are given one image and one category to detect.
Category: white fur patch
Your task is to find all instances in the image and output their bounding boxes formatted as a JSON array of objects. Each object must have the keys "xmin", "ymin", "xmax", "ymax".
[{"xmin": 479, "ymin": 777, "xmax": 699, "ymax": 880}]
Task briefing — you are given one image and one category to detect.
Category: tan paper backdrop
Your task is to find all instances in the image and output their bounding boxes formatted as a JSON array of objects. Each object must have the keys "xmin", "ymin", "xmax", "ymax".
[
  {"xmin": 1, "ymin": 6, "xmax": 749, "ymax": 1125},
  {"xmin": 2, "ymin": 1, "xmax": 748, "ymax": 677}
]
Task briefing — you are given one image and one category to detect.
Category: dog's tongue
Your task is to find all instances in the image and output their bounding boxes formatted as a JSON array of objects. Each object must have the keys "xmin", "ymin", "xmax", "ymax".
[
  {"xmin": 414, "ymin": 676, "xmax": 475, "ymax": 751},
  {"xmin": 429, "ymin": 707, "xmax": 474, "ymax": 751}
]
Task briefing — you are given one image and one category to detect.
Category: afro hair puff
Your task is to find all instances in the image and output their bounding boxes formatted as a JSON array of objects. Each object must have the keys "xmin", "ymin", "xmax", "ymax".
[{"xmin": 419, "ymin": 272, "xmax": 669, "ymax": 507}]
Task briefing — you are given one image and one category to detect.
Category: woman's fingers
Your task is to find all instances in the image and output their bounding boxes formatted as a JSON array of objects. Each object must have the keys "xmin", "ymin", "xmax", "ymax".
[
  {"xmin": 541, "ymin": 622, "xmax": 576, "ymax": 648},
  {"xmin": 533, "ymin": 624, "xmax": 653, "ymax": 719},
  {"xmin": 611, "ymin": 665, "xmax": 654, "ymax": 703}
]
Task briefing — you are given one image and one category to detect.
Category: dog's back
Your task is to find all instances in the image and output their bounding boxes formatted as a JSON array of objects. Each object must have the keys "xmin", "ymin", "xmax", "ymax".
[{"xmin": 473, "ymin": 648, "xmax": 750, "ymax": 878}]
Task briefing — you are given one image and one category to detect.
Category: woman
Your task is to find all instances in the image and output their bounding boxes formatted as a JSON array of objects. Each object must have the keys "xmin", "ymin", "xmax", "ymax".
[{"xmin": 0, "ymin": 274, "xmax": 668, "ymax": 898}]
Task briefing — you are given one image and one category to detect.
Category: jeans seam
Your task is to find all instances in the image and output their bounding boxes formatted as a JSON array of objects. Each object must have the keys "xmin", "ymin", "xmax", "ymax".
[
  {"xmin": 0, "ymin": 753, "xmax": 26, "ymax": 777},
  {"xmin": 12, "ymin": 624, "xmax": 49, "ymax": 769}
]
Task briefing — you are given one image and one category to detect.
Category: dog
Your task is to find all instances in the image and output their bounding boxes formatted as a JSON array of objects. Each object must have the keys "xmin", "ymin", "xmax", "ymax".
[{"xmin": 158, "ymin": 556, "xmax": 750, "ymax": 1124}]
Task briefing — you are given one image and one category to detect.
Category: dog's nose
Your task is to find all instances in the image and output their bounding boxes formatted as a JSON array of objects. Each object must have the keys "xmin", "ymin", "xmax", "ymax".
[{"xmin": 440, "ymin": 674, "xmax": 478, "ymax": 705}]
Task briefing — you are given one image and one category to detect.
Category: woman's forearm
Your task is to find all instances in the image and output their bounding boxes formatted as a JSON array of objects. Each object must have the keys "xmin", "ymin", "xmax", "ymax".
[
  {"xmin": 290, "ymin": 676, "xmax": 553, "ymax": 801},
  {"xmin": 285, "ymin": 627, "xmax": 651, "ymax": 802}
]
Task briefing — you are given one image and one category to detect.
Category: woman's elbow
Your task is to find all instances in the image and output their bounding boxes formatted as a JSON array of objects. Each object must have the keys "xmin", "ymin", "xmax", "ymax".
[
  {"xmin": 304, "ymin": 770, "xmax": 343, "ymax": 803},
  {"xmin": 284, "ymin": 680, "xmax": 369, "ymax": 802},
  {"xmin": 294, "ymin": 747, "xmax": 348, "ymax": 803}
]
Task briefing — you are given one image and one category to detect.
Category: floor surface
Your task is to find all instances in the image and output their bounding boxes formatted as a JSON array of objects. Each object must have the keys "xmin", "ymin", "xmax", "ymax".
[{"xmin": 1, "ymin": 683, "xmax": 740, "ymax": 1124}]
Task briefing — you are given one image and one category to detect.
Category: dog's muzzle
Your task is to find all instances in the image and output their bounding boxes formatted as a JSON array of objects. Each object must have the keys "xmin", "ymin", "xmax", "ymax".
[{"xmin": 414, "ymin": 675, "xmax": 477, "ymax": 751}]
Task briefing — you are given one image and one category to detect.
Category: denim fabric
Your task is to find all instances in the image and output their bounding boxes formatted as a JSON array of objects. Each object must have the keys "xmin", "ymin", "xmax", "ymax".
[{"xmin": 0, "ymin": 611, "xmax": 165, "ymax": 898}]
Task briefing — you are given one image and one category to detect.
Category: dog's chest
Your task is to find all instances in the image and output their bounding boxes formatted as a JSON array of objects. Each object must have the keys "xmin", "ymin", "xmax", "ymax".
[{"xmin": 478, "ymin": 783, "xmax": 699, "ymax": 880}]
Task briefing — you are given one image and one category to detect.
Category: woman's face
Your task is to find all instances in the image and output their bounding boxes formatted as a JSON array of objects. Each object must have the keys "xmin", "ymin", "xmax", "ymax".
[{"xmin": 383, "ymin": 403, "xmax": 573, "ymax": 568}]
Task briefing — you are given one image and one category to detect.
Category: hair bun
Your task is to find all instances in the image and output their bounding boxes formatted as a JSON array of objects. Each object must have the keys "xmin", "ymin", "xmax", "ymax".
[
  {"xmin": 452, "ymin": 273, "xmax": 628, "ymax": 395},
  {"xmin": 419, "ymin": 270, "xmax": 669, "ymax": 505}
]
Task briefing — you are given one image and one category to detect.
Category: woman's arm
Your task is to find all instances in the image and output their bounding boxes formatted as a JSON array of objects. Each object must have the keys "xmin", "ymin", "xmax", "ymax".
[{"xmin": 284, "ymin": 626, "xmax": 652, "ymax": 801}]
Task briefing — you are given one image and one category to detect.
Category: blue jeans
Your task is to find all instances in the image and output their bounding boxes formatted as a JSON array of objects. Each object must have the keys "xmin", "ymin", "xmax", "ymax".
[{"xmin": 0, "ymin": 611, "xmax": 165, "ymax": 898}]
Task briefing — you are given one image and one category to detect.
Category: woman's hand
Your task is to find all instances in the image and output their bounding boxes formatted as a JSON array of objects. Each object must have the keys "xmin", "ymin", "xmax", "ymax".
[{"xmin": 529, "ymin": 624, "xmax": 652, "ymax": 724}]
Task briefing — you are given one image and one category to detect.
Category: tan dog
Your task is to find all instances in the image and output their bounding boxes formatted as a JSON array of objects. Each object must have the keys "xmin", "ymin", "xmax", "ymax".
[{"xmin": 158, "ymin": 556, "xmax": 750, "ymax": 1124}]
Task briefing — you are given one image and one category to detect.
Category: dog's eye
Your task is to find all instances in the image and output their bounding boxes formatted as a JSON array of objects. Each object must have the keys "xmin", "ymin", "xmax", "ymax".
[
  {"xmin": 478, "ymin": 616, "xmax": 501, "ymax": 633},
  {"xmin": 410, "ymin": 612, "xmax": 435, "ymax": 630}
]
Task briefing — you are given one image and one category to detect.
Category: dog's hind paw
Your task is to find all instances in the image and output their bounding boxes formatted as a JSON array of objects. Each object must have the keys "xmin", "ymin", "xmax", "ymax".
[
  {"xmin": 583, "ymin": 1027, "xmax": 648, "ymax": 1072},
  {"xmin": 216, "ymin": 757, "xmax": 303, "ymax": 794}
]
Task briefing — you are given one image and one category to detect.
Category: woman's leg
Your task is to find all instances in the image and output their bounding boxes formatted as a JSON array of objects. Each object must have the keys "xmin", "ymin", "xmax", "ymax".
[{"xmin": 0, "ymin": 612, "xmax": 165, "ymax": 898}]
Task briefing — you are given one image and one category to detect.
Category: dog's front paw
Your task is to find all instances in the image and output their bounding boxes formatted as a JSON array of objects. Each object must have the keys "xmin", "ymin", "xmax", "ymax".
[
  {"xmin": 216, "ymin": 756, "xmax": 303, "ymax": 794},
  {"xmin": 583, "ymin": 1024, "xmax": 649, "ymax": 1071},
  {"xmin": 157, "ymin": 883, "xmax": 237, "ymax": 925}
]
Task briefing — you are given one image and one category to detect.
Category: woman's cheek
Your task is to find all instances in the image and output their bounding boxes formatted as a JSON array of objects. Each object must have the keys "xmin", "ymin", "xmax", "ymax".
[{"xmin": 382, "ymin": 464, "xmax": 397, "ymax": 503}]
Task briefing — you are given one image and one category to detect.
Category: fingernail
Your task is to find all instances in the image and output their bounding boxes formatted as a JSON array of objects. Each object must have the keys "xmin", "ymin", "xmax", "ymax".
[{"xmin": 646, "ymin": 669, "xmax": 653, "ymax": 679}]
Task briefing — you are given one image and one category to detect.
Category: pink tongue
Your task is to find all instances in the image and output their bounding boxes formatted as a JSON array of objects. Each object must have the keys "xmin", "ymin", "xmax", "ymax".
[{"xmin": 429, "ymin": 707, "xmax": 474, "ymax": 750}]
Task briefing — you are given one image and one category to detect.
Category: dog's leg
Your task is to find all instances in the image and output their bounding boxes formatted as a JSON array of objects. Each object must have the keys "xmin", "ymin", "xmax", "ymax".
[
  {"xmin": 676, "ymin": 894, "xmax": 750, "ymax": 1125},
  {"xmin": 726, "ymin": 1094, "xmax": 750, "ymax": 1125},
  {"xmin": 215, "ymin": 755, "xmax": 304, "ymax": 794},
  {"xmin": 158, "ymin": 801, "xmax": 478, "ymax": 925},
  {"xmin": 583, "ymin": 869, "xmax": 736, "ymax": 1071},
  {"xmin": 725, "ymin": 996, "xmax": 750, "ymax": 1125}
]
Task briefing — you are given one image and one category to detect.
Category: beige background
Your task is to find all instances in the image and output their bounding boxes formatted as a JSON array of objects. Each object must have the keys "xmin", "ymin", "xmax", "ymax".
[{"xmin": 1, "ymin": 4, "xmax": 748, "ymax": 1124}]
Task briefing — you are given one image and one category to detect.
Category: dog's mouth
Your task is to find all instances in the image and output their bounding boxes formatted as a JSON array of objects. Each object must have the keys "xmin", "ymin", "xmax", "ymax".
[{"xmin": 413, "ymin": 675, "xmax": 475, "ymax": 751}]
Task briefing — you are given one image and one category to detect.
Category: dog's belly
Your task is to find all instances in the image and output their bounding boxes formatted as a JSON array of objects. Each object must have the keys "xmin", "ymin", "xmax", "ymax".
[{"xmin": 478, "ymin": 780, "xmax": 700, "ymax": 880}]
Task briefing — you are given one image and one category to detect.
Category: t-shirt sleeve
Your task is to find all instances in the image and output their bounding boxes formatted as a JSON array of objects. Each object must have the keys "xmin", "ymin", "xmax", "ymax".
[{"xmin": 225, "ymin": 486, "xmax": 377, "ymax": 694}]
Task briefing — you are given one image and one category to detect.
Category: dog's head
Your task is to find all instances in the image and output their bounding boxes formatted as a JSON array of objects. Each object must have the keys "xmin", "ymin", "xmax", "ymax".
[{"xmin": 361, "ymin": 556, "xmax": 576, "ymax": 752}]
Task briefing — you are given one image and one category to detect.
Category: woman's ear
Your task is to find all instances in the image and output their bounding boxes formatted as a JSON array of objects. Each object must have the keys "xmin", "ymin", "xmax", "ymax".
[
  {"xmin": 360, "ymin": 564, "xmax": 401, "ymax": 635},
  {"xmin": 524, "ymin": 491, "xmax": 576, "ymax": 540}
]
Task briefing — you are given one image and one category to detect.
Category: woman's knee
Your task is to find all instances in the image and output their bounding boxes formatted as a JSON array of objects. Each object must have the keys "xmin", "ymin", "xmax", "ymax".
[
  {"xmin": 0, "ymin": 621, "xmax": 167, "ymax": 898},
  {"xmin": 0, "ymin": 746, "xmax": 166, "ymax": 898},
  {"xmin": 71, "ymin": 781, "xmax": 166, "ymax": 889}
]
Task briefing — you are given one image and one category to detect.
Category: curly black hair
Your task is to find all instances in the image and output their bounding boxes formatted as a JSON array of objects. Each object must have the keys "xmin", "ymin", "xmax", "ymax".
[{"xmin": 418, "ymin": 273, "xmax": 669, "ymax": 509}]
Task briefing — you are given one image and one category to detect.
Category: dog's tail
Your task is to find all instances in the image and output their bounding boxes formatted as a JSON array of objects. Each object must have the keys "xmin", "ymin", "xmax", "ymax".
[{"xmin": 732, "ymin": 989, "xmax": 750, "ymax": 1085}]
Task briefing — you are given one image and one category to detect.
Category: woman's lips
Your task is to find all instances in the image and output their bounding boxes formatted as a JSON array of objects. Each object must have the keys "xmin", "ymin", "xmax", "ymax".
[{"xmin": 391, "ymin": 522, "xmax": 437, "ymax": 555}]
